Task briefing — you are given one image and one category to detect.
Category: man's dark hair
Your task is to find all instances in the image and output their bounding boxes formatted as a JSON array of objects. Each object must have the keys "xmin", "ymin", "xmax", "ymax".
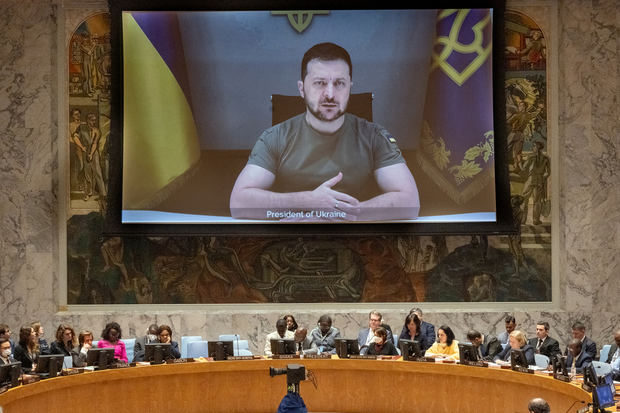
[
  {"xmin": 0, "ymin": 324, "xmax": 9, "ymax": 336},
  {"xmin": 537, "ymin": 321, "xmax": 550, "ymax": 331},
  {"xmin": 148, "ymin": 323, "xmax": 159, "ymax": 335},
  {"xmin": 571, "ymin": 321, "xmax": 586, "ymax": 331},
  {"xmin": 505, "ymin": 315, "xmax": 516, "ymax": 324},
  {"xmin": 438, "ymin": 325, "xmax": 456, "ymax": 346},
  {"xmin": 318, "ymin": 315, "xmax": 332, "ymax": 325},
  {"xmin": 528, "ymin": 398, "xmax": 550, "ymax": 413},
  {"xmin": 276, "ymin": 319, "xmax": 287, "ymax": 329},
  {"xmin": 0, "ymin": 337, "xmax": 9, "ymax": 346},
  {"xmin": 301, "ymin": 42, "xmax": 352, "ymax": 81},
  {"xmin": 466, "ymin": 330, "xmax": 482, "ymax": 341}
]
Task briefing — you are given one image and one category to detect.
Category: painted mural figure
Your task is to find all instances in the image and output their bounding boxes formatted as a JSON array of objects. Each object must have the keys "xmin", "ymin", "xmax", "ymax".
[
  {"xmin": 507, "ymin": 100, "xmax": 543, "ymax": 171},
  {"xmin": 77, "ymin": 113, "xmax": 107, "ymax": 201},
  {"xmin": 80, "ymin": 34, "xmax": 95, "ymax": 96},
  {"xmin": 520, "ymin": 141, "xmax": 550, "ymax": 225},
  {"xmin": 518, "ymin": 29, "xmax": 546, "ymax": 70},
  {"xmin": 69, "ymin": 108, "xmax": 86, "ymax": 191},
  {"xmin": 507, "ymin": 195, "xmax": 525, "ymax": 274}
]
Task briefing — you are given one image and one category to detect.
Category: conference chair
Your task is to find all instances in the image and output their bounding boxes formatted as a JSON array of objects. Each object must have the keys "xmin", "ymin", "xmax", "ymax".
[
  {"xmin": 123, "ymin": 338, "xmax": 136, "ymax": 364},
  {"xmin": 187, "ymin": 340, "xmax": 209, "ymax": 358},
  {"xmin": 599, "ymin": 344, "xmax": 611, "ymax": 362},
  {"xmin": 534, "ymin": 353, "xmax": 550, "ymax": 368},
  {"xmin": 591, "ymin": 360, "xmax": 612, "ymax": 376},
  {"xmin": 270, "ymin": 92, "xmax": 374, "ymax": 126},
  {"xmin": 218, "ymin": 334, "xmax": 252, "ymax": 356},
  {"xmin": 181, "ymin": 336, "xmax": 203, "ymax": 358}
]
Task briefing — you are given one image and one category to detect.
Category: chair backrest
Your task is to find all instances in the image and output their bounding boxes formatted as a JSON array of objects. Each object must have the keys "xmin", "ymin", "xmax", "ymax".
[
  {"xmin": 187, "ymin": 341, "xmax": 209, "ymax": 358},
  {"xmin": 599, "ymin": 344, "xmax": 611, "ymax": 363},
  {"xmin": 591, "ymin": 360, "xmax": 612, "ymax": 376},
  {"xmin": 181, "ymin": 336, "xmax": 203, "ymax": 358},
  {"xmin": 271, "ymin": 93, "xmax": 373, "ymax": 126},
  {"xmin": 123, "ymin": 338, "xmax": 136, "ymax": 364},
  {"xmin": 534, "ymin": 353, "xmax": 550, "ymax": 368},
  {"xmin": 218, "ymin": 334, "xmax": 240, "ymax": 342}
]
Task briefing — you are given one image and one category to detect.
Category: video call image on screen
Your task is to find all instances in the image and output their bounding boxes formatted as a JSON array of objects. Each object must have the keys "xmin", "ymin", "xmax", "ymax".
[{"xmin": 121, "ymin": 9, "xmax": 497, "ymax": 224}]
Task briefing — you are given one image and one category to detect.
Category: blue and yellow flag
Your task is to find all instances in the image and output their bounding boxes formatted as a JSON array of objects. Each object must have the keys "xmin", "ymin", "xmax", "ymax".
[
  {"xmin": 122, "ymin": 12, "xmax": 201, "ymax": 210},
  {"xmin": 417, "ymin": 9, "xmax": 495, "ymax": 205}
]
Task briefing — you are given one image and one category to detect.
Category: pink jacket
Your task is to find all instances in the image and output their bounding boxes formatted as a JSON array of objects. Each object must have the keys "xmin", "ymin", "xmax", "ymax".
[{"xmin": 97, "ymin": 339, "xmax": 128, "ymax": 363}]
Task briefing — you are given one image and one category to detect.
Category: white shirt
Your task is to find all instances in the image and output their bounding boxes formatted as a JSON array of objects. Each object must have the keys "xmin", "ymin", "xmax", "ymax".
[{"xmin": 264, "ymin": 330, "xmax": 294, "ymax": 356}]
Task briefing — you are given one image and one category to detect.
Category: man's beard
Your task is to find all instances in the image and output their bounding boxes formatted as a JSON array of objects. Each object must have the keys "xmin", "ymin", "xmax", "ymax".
[{"xmin": 305, "ymin": 97, "xmax": 348, "ymax": 122}]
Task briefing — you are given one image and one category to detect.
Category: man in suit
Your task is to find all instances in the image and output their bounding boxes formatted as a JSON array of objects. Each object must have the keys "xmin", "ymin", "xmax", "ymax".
[
  {"xmin": 132, "ymin": 323, "xmax": 159, "ymax": 362},
  {"xmin": 399, "ymin": 307, "xmax": 435, "ymax": 348},
  {"xmin": 358, "ymin": 310, "xmax": 394, "ymax": 353},
  {"xmin": 528, "ymin": 321, "xmax": 561, "ymax": 361},
  {"xmin": 466, "ymin": 330, "xmax": 502, "ymax": 360},
  {"xmin": 498, "ymin": 315, "xmax": 517, "ymax": 345},
  {"xmin": 0, "ymin": 324, "xmax": 15, "ymax": 352},
  {"xmin": 566, "ymin": 338, "xmax": 593, "ymax": 374},
  {"xmin": 605, "ymin": 329, "xmax": 620, "ymax": 364},
  {"xmin": 0, "ymin": 338, "xmax": 16, "ymax": 365},
  {"xmin": 357, "ymin": 310, "xmax": 394, "ymax": 350},
  {"xmin": 567, "ymin": 321, "xmax": 597, "ymax": 359}
]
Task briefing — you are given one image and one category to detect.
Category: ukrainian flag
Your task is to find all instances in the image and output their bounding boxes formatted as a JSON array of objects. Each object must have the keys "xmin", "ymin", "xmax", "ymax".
[
  {"xmin": 122, "ymin": 12, "xmax": 200, "ymax": 210},
  {"xmin": 417, "ymin": 9, "xmax": 495, "ymax": 206}
]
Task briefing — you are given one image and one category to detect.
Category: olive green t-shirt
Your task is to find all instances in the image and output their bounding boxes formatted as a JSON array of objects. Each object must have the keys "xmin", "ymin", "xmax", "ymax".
[{"xmin": 247, "ymin": 114, "xmax": 406, "ymax": 201}]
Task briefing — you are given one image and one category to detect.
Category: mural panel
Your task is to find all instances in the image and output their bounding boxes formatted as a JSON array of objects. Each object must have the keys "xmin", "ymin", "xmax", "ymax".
[{"xmin": 66, "ymin": 9, "xmax": 552, "ymax": 304}]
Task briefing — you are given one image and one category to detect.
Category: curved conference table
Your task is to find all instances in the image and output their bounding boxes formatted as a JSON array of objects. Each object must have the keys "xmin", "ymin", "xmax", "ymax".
[{"xmin": 0, "ymin": 358, "xmax": 594, "ymax": 412}]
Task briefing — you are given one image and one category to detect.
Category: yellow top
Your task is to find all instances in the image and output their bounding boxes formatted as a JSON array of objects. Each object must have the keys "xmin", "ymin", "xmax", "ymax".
[{"xmin": 425, "ymin": 340, "xmax": 460, "ymax": 360}]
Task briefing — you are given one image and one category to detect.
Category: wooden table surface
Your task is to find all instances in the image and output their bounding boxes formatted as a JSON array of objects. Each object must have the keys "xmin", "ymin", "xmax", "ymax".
[{"xmin": 0, "ymin": 358, "xmax": 599, "ymax": 412}]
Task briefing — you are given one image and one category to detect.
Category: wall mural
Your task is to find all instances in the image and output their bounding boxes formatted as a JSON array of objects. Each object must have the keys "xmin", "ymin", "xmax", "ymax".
[{"xmin": 66, "ymin": 10, "xmax": 551, "ymax": 305}]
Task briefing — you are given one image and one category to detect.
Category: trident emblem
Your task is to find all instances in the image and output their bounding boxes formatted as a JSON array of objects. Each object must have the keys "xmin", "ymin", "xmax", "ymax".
[{"xmin": 272, "ymin": 11, "xmax": 330, "ymax": 33}]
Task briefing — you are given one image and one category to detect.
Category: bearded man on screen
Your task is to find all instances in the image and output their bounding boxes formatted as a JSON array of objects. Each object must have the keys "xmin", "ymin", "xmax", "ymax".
[{"xmin": 230, "ymin": 42, "xmax": 419, "ymax": 222}]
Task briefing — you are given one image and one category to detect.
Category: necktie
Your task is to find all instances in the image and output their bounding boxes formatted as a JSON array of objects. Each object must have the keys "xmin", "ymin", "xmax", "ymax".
[{"xmin": 537, "ymin": 339, "xmax": 543, "ymax": 350}]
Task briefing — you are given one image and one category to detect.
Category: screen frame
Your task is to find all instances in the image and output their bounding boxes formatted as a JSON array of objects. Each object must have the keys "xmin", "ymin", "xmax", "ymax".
[
  {"xmin": 86, "ymin": 347, "xmax": 116, "ymax": 369},
  {"xmin": 209, "ymin": 340, "xmax": 235, "ymax": 359},
  {"xmin": 105, "ymin": 0, "xmax": 513, "ymax": 237},
  {"xmin": 144, "ymin": 342, "xmax": 172, "ymax": 363}
]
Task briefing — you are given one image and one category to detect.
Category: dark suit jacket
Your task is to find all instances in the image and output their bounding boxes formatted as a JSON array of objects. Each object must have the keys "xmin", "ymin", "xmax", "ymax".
[
  {"xmin": 168, "ymin": 341, "xmax": 181, "ymax": 359},
  {"xmin": 528, "ymin": 336, "xmax": 561, "ymax": 360},
  {"xmin": 0, "ymin": 356, "xmax": 17, "ymax": 365},
  {"xmin": 566, "ymin": 350, "xmax": 593, "ymax": 374},
  {"xmin": 494, "ymin": 344, "xmax": 536, "ymax": 366},
  {"xmin": 367, "ymin": 341, "xmax": 398, "ymax": 356},
  {"xmin": 134, "ymin": 339, "xmax": 181, "ymax": 361},
  {"xmin": 12, "ymin": 344, "xmax": 36, "ymax": 372},
  {"xmin": 481, "ymin": 335, "xmax": 502, "ymax": 360},
  {"xmin": 605, "ymin": 344, "xmax": 618, "ymax": 364},
  {"xmin": 397, "ymin": 329, "xmax": 432, "ymax": 351},
  {"xmin": 565, "ymin": 336, "xmax": 597, "ymax": 360},
  {"xmin": 399, "ymin": 321, "xmax": 435, "ymax": 350}
]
